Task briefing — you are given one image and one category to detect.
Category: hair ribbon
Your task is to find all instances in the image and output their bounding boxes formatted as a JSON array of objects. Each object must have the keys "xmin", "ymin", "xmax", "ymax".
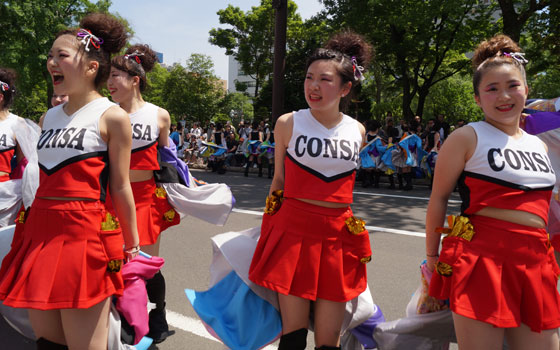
[
  {"xmin": 0, "ymin": 80, "xmax": 9, "ymax": 92},
  {"xmin": 124, "ymin": 51, "xmax": 144, "ymax": 65},
  {"xmin": 502, "ymin": 52, "xmax": 528, "ymax": 64},
  {"xmin": 352, "ymin": 56, "xmax": 365, "ymax": 81},
  {"xmin": 77, "ymin": 28, "xmax": 104, "ymax": 52}
]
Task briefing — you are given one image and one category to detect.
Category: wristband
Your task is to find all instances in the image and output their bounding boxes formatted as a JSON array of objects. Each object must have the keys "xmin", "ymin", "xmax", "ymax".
[{"xmin": 426, "ymin": 253, "xmax": 439, "ymax": 257}]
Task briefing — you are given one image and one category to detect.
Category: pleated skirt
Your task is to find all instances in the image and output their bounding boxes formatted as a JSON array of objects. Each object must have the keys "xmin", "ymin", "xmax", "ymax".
[
  {"xmin": 249, "ymin": 198, "xmax": 372, "ymax": 302},
  {"xmin": 430, "ymin": 214, "xmax": 560, "ymax": 332},
  {"xmin": 0, "ymin": 198, "xmax": 124, "ymax": 310},
  {"xmin": 106, "ymin": 178, "xmax": 180, "ymax": 246}
]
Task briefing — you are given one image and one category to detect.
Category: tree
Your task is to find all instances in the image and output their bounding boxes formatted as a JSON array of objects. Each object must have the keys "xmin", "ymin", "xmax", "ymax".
[
  {"xmin": 162, "ymin": 54, "xmax": 225, "ymax": 124},
  {"xmin": 143, "ymin": 63, "xmax": 170, "ymax": 109},
  {"xmin": 497, "ymin": 0, "xmax": 550, "ymax": 43},
  {"xmin": 0, "ymin": 0, "xmax": 118, "ymax": 119},
  {"xmin": 321, "ymin": 0, "xmax": 496, "ymax": 121},
  {"xmin": 219, "ymin": 92, "xmax": 254, "ymax": 126},
  {"xmin": 209, "ymin": 0, "xmax": 303, "ymax": 104}
]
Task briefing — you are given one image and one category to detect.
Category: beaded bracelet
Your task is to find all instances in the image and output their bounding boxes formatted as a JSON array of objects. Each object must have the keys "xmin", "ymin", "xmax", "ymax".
[{"xmin": 124, "ymin": 245, "xmax": 140, "ymax": 254}]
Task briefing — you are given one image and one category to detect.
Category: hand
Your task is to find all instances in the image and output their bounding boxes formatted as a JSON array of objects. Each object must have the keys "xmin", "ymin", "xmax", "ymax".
[
  {"xmin": 426, "ymin": 255, "xmax": 437, "ymax": 272},
  {"xmin": 124, "ymin": 245, "xmax": 140, "ymax": 262}
]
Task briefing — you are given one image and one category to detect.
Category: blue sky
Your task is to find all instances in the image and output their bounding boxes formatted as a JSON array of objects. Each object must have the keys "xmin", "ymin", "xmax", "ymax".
[{"xmin": 109, "ymin": 1, "xmax": 324, "ymax": 81}]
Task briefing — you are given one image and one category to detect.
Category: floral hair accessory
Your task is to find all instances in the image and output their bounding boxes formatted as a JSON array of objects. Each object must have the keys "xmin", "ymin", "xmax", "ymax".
[
  {"xmin": 0, "ymin": 80, "xmax": 10, "ymax": 92},
  {"xmin": 502, "ymin": 52, "xmax": 528, "ymax": 65},
  {"xmin": 125, "ymin": 51, "xmax": 144, "ymax": 65},
  {"xmin": 351, "ymin": 56, "xmax": 364, "ymax": 81},
  {"xmin": 77, "ymin": 28, "xmax": 104, "ymax": 52}
]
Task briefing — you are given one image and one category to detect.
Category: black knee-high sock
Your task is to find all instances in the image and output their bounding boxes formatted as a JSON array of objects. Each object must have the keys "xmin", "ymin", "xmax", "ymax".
[
  {"xmin": 146, "ymin": 271, "xmax": 169, "ymax": 334},
  {"xmin": 36, "ymin": 338, "xmax": 68, "ymax": 350},
  {"xmin": 278, "ymin": 328, "xmax": 308, "ymax": 350},
  {"xmin": 315, "ymin": 346, "xmax": 341, "ymax": 350}
]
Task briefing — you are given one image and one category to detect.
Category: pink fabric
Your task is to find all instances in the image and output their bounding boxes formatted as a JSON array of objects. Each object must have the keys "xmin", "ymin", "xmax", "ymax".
[
  {"xmin": 10, "ymin": 157, "xmax": 27, "ymax": 180},
  {"xmin": 116, "ymin": 255, "xmax": 165, "ymax": 344}
]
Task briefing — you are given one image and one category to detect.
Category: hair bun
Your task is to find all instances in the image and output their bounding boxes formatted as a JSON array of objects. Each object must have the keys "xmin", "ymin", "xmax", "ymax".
[
  {"xmin": 324, "ymin": 30, "xmax": 373, "ymax": 68},
  {"xmin": 126, "ymin": 44, "xmax": 158, "ymax": 72},
  {"xmin": 472, "ymin": 34, "xmax": 521, "ymax": 69},
  {"xmin": 80, "ymin": 13, "xmax": 128, "ymax": 54}
]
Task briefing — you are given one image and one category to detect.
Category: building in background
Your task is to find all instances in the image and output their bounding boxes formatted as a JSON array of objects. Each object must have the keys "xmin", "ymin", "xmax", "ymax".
[
  {"xmin": 227, "ymin": 56, "xmax": 256, "ymax": 98},
  {"xmin": 155, "ymin": 51, "xmax": 164, "ymax": 64}
]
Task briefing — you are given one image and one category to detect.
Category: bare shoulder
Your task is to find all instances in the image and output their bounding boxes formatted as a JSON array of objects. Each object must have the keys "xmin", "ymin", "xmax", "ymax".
[
  {"xmin": 157, "ymin": 107, "xmax": 171, "ymax": 121},
  {"xmin": 275, "ymin": 112, "xmax": 294, "ymax": 131},
  {"xmin": 441, "ymin": 125, "xmax": 477, "ymax": 159}
]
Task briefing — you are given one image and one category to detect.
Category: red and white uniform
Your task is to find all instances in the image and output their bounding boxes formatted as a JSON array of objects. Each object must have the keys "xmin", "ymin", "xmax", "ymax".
[
  {"xmin": 0, "ymin": 98, "xmax": 125, "ymax": 310},
  {"xmin": 459, "ymin": 121, "xmax": 555, "ymax": 220},
  {"xmin": 106, "ymin": 102, "xmax": 179, "ymax": 246},
  {"xmin": 36, "ymin": 99, "xmax": 112, "ymax": 201},
  {"xmin": 249, "ymin": 109, "xmax": 371, "ymax": 302},
  {"xmin": 0, "ymin": 113, "xmax": 18, "ymax": 181},
  {"xmin": 130, "ymin": 102, "xmax": 160, "ymax": 170},
  {"xmin": 430, "ymin": 121, "xmax": 560, "ymax": 332},
  {"xmin": 284, "ymin": 108, "xmax": 362, "ymax": 203}
]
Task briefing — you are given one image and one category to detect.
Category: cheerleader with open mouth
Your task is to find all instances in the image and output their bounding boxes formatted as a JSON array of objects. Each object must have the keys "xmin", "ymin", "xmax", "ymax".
[{"xmin": 0, "ymin": 13, "xmax": 140, "ymax": 350}]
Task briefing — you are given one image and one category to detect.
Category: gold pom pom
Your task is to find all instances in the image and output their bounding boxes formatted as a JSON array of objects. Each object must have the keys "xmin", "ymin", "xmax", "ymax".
[
  {"xmin": 345, "ymin": 216, "xmax": 366, "ymax": 235},
  {"xmin": 17, "ymin": 210, "xmax": 26, "ymax": 224},
  {"xmin": 155, "ymin": 187, "xmax": 167, "ymax": 198},
  {"xmin": 107, "ymin": 259, "xmax": 122, "ymax": 273},
  {"xmin": 101, "ymin": 212, "xmax": 120, "ymax": 231},
  {"xmin": 264, "ymin": 190, "xmax": 284, "ymax": 215},
  {"xmin": 435, "ymin": 215, "xmax": 474, "ymax": 241},
  {"xmin": 163, "ymin": 209, "xmax": 176, "ymax": 222},
  {"xmin": 360, "ymin": 256, "xmax": 372, "ymax": 264},
  {"xmin": 435, "ymin": 261, "xmax": 452, "ymax": 276}
]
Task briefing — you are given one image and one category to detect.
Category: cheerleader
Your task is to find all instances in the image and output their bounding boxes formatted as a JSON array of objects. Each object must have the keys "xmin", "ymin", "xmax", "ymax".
[
  {"xmin": 0, "ymin": 13, "xmax": 139, "ymax": 350},
  {"xmin": 244, "ymin": 120, "xmax": 263, "ymax": 177},
  {"xmin": 426, "ymin": 34, "xmax": 560, "ymax": 349},
  {"xmin": 248, "ymin": 30, "xmax": 372, "ymax": 350},
  {"xmin": 107, "ymin": 44, "xmax": 178, "ymax": 344},
  {"xmin": 0, "ymin": 68, "xmax": 22, "ymax": 182}
]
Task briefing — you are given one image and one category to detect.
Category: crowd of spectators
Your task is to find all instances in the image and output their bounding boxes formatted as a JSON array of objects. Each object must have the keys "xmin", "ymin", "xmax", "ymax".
[{"xmin": 168, "ymin": 119, "xmax": 274, "ymax": 174}]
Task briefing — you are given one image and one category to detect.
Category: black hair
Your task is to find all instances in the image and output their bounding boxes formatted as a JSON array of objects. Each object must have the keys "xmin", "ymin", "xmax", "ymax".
[
  {"xmin": 56, "ymin": 13, "xmax": 129, "ymax": 89},
  {"xmin": 0, "ymin": 68, "xmax": 17, "ymax": 109},
  {"xmin": 472, "ymin": 34, "xmax": 526, "ymax": 96},
  {"xmin": 112, "ymin": 44, "xmax": 158, "ymax": 92},
  {"xmin": 307, "ymin": 30, "xmax": 373, "ymax": 112}
]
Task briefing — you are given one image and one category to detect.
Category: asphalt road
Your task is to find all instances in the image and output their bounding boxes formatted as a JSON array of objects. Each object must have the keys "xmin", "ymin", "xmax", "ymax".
[{"xmin": 1, "ymin": 169, "xmax": 462, "ymax": 350}]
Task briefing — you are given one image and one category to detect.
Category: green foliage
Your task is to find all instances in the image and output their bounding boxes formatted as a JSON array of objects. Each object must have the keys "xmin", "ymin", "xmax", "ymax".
[
  {"xmin": 162, "ymin": 55, "xmax": 225, "ymax": 125},
  {"xmin": 423, "ymin": 74, "xmax": 483, "ymax": 123},
  {"xmin": 220, "ymin": 92, "xmax": 254, "ymax": 125},
  {"xmin": 143, "ymin": 63, "xmax": 170, "ymax": 108},
  {"xmin": 0, "ymin": 0, "xmax": 126, "ymax": 120},
  {"xmin": 321, "ymin": 0, "xmax": 496, "ymax": 120}
]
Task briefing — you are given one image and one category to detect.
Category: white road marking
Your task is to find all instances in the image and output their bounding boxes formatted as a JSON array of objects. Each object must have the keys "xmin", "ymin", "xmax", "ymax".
[
  {"xmin": 353, "ymin": 190, "xmax": 462, "ymax": 204},
  {"xmin": 232, "ymin": 208, "xmax": 426, "ymax": 237},
  {"xmin": 166, "ymin": 309, "xmax": 278, "ymax": 349}
]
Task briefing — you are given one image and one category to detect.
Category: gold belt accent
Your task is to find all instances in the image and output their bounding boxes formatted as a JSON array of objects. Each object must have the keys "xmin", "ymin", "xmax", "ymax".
[{"xmin": 435, "ymin": 215, "xmax": 475, "ymax": 276}]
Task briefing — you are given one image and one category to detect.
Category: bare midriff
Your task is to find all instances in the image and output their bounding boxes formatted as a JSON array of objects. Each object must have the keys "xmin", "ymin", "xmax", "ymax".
[
  {"xmin": 0, "ymin": 171, "xmax": 9, "ymax": 177},
  {"xmin": 130, "ymin": 169, "xmax": 153, "ymax": 183},
  {"xmin": 475, "ymin": 207, "xmax": 546, "ymax": 229},
  {"xmin": 296, "ymin": 197, "xmax": 350, "ymax": 209}
]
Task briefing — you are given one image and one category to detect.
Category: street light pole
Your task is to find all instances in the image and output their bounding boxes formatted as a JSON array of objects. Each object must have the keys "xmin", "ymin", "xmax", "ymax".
[{"xmin": 272, "ymin": 0, "xmax": 287, "ymax": 123}]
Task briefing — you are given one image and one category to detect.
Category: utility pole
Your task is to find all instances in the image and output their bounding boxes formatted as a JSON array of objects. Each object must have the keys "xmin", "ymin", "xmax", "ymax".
[{"xmin": 272, "ymin": 0, "xmax": 287, "ymax": 122}]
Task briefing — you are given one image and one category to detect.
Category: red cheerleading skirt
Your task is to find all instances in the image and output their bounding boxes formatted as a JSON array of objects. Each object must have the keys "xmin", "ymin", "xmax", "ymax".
[
  {"xmin": 248, "ymin": 198, "xmax": 372, "ymax": 302},
  {"xmin": 0, "ymin": 174, "xmax": 9, "ymax": 182},
  {"xmin": 430, "ymin": 215, "xmax": 560, "ymax": 332},
  {"xmin": 0, "ymin": 198, "xmax": 124, "ymax": 310},
  {"xmin": 106, "ymin": 178, "xmax": 180, "ymax": 246}
]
